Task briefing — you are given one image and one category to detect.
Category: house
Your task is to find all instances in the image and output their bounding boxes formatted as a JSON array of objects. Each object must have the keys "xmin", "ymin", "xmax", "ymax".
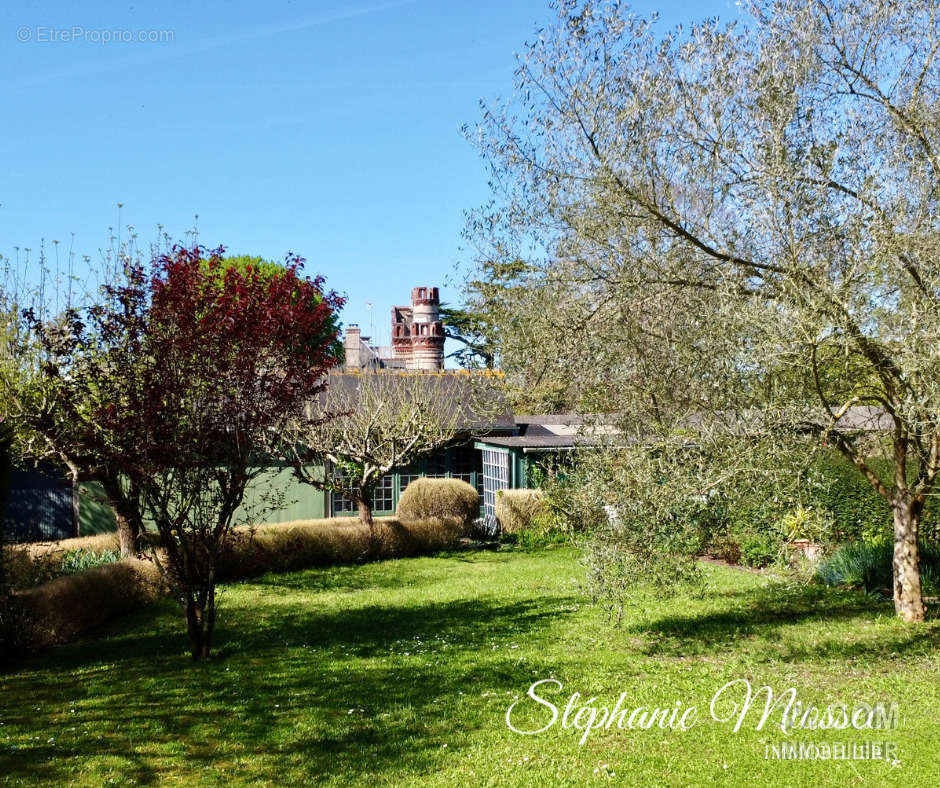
[
  {"xmin": 6, "ymin": 281, "xmax": 896, "ymax": 541},
  {"xmin": 342, "ymin": 286, "xmax": 445, "ymax": 372},
  {"xmin": 57, "ymin": 371, "xmax": 539, "ymax": 536},
  {"xmin": 313, "ymin": 368, "xmax": 517, "ymax": 521},
  {"xmin": 1, "ymin": 285, "xmax": 575, "ymax": 540}
]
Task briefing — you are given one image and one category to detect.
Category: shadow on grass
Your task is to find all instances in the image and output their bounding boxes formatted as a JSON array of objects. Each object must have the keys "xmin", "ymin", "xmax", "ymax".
[
  {"xmin": 0, "ymin": 589, "xmax": 575, "ymax": 786},
  {"xmin": 242, "ymin": 563, "xmax": 441, "ymax": 593},
  {"xmin": 237, "ymin": 545, "xmax": 530, "ymax": 592},
  {"xmin": 630, "ymin": 580, "xmax": 940, "ymax": 660}
]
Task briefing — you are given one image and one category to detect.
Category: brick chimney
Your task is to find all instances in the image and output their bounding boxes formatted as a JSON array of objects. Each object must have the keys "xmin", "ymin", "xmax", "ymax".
[{"xmin": 344, "ymin": 324, "xmax": 362, "ymax": 368}]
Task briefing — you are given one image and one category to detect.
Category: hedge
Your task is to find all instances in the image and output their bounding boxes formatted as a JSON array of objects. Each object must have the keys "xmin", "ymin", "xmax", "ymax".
[
  {"xmin": 217, "ymin": 516, "xmax": 463, "ymax": 579},
  {"xmin": 5, "ymin": 516, "xmax": 463, "ymax": 653},
  {"xmin": 809, "ymin": 452, "xmax": 940, "ymax": 543},
  {"xmin": 10, "ymin": 558, "xmax": 165, "ymax": 649}
]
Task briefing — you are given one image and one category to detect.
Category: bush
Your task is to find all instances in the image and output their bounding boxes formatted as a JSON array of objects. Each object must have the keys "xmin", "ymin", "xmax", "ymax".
[
  {"xmin": 704, "ymin": 528, "xmax": 739, "ymax": 563},
  {"xmin": 396, "ymin": 478, "xmax": 479, "ymax": 532},
  {"xmin": 781, "ymin": 505, "xmax": 833, "ymax": 544},
  {"xmin": 816, "ymin": 540, "xmax": 940, "ymax": 596},
  {"xmin": 495, "ymin": 489, "xmax": 548, "ymax": 534},
  {"xmin": 738, "ymin": 531, "xmax": 782, "ymax": 568}
]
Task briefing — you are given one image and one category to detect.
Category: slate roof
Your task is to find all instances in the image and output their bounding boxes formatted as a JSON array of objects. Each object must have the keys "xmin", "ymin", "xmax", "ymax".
[
  {"xmin": 321, "ymin": 371, "xmax": 516, "ymax": 432},
  {"xmin": 479, "ymin": 406, "xmax": 896, "ymax": 452},
  {"xmin": 480, "ymin": 414, "xmax": 614, "ymax": 451}
]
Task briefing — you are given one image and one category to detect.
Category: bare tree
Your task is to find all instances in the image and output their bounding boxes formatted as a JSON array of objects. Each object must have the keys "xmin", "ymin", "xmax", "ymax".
[{"xmin": 287, "ymin": 371, "xmax": 501, "ymax": 535}]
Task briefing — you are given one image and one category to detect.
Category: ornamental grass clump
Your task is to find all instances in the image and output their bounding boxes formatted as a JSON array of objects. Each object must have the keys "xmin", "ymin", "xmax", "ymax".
[
  {"xmin": 12, "ymin": 558, "xmax": 165, "ymax": 649},
  {"xmin": 817, "ymin": 541, "xmax": 940, "ymax": 597},
  {"xmin": 396, "ymin": 478, "xmax": 480, "ymax": 533},
  {"xmin": 494, "ymin": 489, "xmax": 548, "ymax": 534}
]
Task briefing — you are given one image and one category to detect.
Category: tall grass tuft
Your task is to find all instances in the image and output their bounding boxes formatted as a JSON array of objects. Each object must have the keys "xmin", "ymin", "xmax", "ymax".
[
  {"xmin": 12, "ymin": 559, "xmax": 165, "ymax": 649},
  {"xmin": 816, "ymin": 540, "xmax": 940, "ymax": 596},
  {"xmin": 494, "ymin": 489, "xmax": 548, "ymax": 534}
]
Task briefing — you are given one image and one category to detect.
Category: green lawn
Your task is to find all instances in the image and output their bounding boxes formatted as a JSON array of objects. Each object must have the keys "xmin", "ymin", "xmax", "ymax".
[{"xmin": 1, "ymin": 546, "xmax": 938, "ymax": 786}]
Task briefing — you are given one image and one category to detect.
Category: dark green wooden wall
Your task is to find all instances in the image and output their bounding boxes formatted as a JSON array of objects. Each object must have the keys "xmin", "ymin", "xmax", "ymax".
[{"xmin": 77, "ymin": 466, "xmax": 328, "ymax": 536}]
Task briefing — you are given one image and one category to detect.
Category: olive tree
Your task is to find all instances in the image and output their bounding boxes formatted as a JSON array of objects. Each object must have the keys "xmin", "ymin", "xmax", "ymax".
[{"xmin": 468, "ymin": 0, "xmax": 940, "ymax": 620}]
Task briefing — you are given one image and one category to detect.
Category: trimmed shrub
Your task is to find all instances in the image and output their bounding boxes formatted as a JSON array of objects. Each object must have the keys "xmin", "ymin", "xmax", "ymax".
[
  {"xmin": 396, "ymin": 478, "xmax": 479, "ymax": 532},
  {"xmin": 12, "ymin": 558, "xmax": 165, "ymax": 649},
  {"xmin": 495, "ymin": 489, "xmax": 548, "ymax": 534},
  {"xmin": 218, "ymin": 517, "xmax": 462, "ymax": 579}
]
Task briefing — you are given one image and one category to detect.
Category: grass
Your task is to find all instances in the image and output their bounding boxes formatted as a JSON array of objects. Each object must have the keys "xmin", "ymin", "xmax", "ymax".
[{"xmin": 1, "ymin": 546, "xmax": 938, "ymax": 786}]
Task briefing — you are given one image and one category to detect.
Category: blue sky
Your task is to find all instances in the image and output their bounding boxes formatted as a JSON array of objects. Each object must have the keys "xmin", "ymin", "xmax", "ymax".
[{"xmin": 1, "ymin": 0, "xmax": 737, "ymax": 353}]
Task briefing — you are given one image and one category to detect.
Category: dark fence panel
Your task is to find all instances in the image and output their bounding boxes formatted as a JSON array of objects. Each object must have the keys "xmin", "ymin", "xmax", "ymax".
[{"xmin": 2, "ymin": 470, "xmax": 75, "ymax": 543}]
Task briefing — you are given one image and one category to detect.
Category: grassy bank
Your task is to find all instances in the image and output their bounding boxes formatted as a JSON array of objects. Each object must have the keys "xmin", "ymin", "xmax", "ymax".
[{"xmin": 1, "ymin": 547, "xmax": 938, "ymax": 786}]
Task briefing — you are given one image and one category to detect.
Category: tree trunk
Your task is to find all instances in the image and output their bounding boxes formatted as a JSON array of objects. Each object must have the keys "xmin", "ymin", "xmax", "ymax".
[
  {"xmin": 101, "ymin": 477, "xmax": 141, "ymax": 558},
  {"xmin": 357, "ymin": 497, "xmax": 379, "ymax": 557},
  {"xmin": 185, "ymin": 584, "xmax": 216, "ymax": 661},
  {"xmin": 113, "ymin": 502, "xmax": 141, "ymax": 558},
  {"xmin": 357, "ymin": 498, "xmax": 374, "ymax": 528},
  {"xmin": 892, "ymin": 496, "xmax": 925, "ymax": 623}
]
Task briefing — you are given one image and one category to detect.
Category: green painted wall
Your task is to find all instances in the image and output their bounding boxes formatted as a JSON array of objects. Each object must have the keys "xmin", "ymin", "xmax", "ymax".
[
  {"xmin": 77, "ymin": 466, "xmax": 328, "ymax": 536},
  {"xmin": 236, "ymin": 466, "xmax": 327, "ymax": 524},
  {"xmin": 512, "ymin": 449, "xmax": 529, "ymax": 489},
  {"xmin": 78, "ymin": 482, "xmax": 118, "ymax": 535}
]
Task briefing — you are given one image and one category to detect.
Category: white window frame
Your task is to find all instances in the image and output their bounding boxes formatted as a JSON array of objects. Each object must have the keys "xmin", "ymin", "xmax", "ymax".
[{"xmin": 481, "ymin": 447, "xmax": 511, "ymax": 527}]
